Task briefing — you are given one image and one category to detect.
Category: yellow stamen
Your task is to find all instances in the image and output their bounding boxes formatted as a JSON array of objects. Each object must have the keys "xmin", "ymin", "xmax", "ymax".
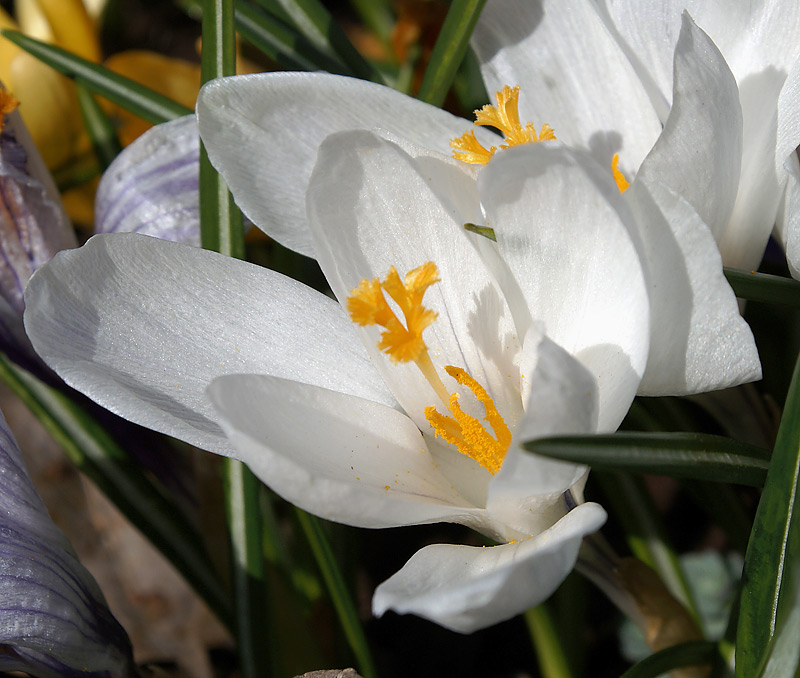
[
  {"xmin": 611, "ymin": 153, "xmax": 630, "ymax": 193},
  {"xmin": 451, "ymin": 85, "xmax": 556, "ymax": 165},
  {"xmin": 425, "ymin": 366, "xmax": 512, "ymax": 475},
  {"xmin": 347, "ymin": 262, "xmax": 512, "ymax": 475},
  {"xmin": 0, "ymin": 89, "xmax": 19, "ymax": 134}
]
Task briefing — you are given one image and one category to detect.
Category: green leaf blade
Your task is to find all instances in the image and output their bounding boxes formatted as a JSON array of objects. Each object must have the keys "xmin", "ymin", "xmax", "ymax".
[
  {"xmin": 737, "ymin": 353, "xmax": 800, "ymax": 676},
  {"xmin": 417, "ymin": 0, "xmax": 487, "ymax": 107},
  {"xmin": 619, "ymin": 641, "xmax": 718, "ymax": 678},
  {"xmin": 1, "ymin": 30, "xmax": 191, "ymax": 123},
  {"xmin": 525, "ymin": 432, "xmax": 770, "ymax": 486}
]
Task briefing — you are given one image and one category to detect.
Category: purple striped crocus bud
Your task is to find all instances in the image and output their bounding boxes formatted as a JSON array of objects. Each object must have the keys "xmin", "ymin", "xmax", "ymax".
[
  {"xmin": 0, "ymin": 408, "xmax": 136, "ymax": 677},
  {"xmin": 0, "ymin": 86, "xmax": 76, "ymax": 369},
  {"xmin": 94, "ymin": 116, "xmax": 200, "ymax": 246}
]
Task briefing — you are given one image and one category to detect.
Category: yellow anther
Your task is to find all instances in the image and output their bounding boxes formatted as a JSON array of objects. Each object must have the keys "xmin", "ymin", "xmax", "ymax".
[
  {"xmin": 451, "ymin": 85, "xmax": 556, "ymax": 165},
  {"xmin": 611, "ymin": 153, "xmax": 630, "ymax": 193},
  {"xmin": 347, "ymin": 262, "xmax": 439, "ymax": 364},
  {"xmin": 425, "ymin": 366, "xmax": 512, "ymax": 475},
  {"xmin": 0, "ymin": 89, "xmax": 19, "ymax": 134}
]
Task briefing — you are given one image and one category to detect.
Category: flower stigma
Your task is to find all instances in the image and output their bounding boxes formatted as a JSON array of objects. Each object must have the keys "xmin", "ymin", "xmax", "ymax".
[
  {"xmin": 451, "ymin": 85, "xmax": 556, "ymax": 165},
  {"xmin": 347, "ymin": 262, "xmax": 512, "ymax": 475}
]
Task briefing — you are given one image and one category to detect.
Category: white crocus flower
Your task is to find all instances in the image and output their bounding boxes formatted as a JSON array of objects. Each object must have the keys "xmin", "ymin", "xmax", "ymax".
[
  {"xmin": 473, "ymin": 1, "xmax": 800, "ymax": 275},
  {"xmin": 24, "ymin": 130, "xmax": 758, "ymax": 633},
  {"xmin": 23, "ymin": 15, "xmax": 760, "ymax": 631}
]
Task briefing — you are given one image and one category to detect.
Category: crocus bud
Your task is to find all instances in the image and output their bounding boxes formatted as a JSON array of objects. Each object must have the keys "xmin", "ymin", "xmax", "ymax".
[
  {"xmin": 0, "ymin": 407, "xmax": 136, "ymax": 677},
  {"xmin": 0, "ymin": 84, "xmax": 75, "ymax": 369}
]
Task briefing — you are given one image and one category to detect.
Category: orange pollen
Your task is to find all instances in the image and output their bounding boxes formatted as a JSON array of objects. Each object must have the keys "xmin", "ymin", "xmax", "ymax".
[
  {"xmin": 0, "ymin": 89, "xmax": 19, "ymax": 134},
  {"xmin": 611, "ymin": 153, "xmax": 630, "ymax": 193},
  {"xmin": 451, "ymin": 85, "xmax": 556, "ymax": 165},
  {"xmin": 425, "ymin": 366, "xmax": 512, "ymax": 475}
]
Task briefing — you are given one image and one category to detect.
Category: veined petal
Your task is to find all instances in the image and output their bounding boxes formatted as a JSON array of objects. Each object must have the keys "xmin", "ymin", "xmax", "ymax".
[
  {"xmin": 208, "ymin": 373, "xmax": 493, "ymax": 530},
  {"xmin": 94, "ymin": 116, "xmax": 200, "ymax": 245},
  {"xmin": 626, "ymin": 180, "xmax": 761, "ymax": 394},
  {"xmin": 473, "ymin": 0, "xmax": 662, "ymax": 172},
  {"xmin": 478, "ymin": 143, "xmax": 650, "ymax": 432},
  {"xmin": 196, "ymin": 72, "xmax": 496, "ymax": 257},
  {"xmin": 372, "ymin": 501, "xmax": 606, "ymax": 633},
  {"xmin": 635, "ymin": 14, "xmax": 742, "ymax": 245},
  {"xmin": 23, "ymin": 233, "xmax": 394, "ymax": 457},
  {"xmin": 0, "ymin": 409, "xmax": 135, "ymax": 677},
  {"xmin": 307, "ymin": 130, "xmax": 521, "ymax": 435}
]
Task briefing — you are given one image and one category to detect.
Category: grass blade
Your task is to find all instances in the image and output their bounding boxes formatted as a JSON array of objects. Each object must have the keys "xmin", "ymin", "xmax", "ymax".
[
  {"xmin": 525, "ymin": 603, "xmax": 574, "ymax": 678},
  {"xmin": 1, "ymin": 30, "xmax": 191, "ymax": 122},
  {"xmin": 75, "ymin": 84, "xmax": 122, "ymax": 170},
  {"xmin": 525, "ymin": 432, "xmax": 770, "ymax": 487},
  {"xmin": 295, "ymin": 509, "xmax": 377, "ymax": 678},
  {"xmin": 199, "ymin": 2, "xmax": 267, "ymax": 676},
  {"xmin": 724, "ymin": 267, "xmax": 800, "ymax": 307},
  {"xmin": 417, "ymin": 0, "xmax": 486, "ymax": 107},
  {"xmin": 260, "ymin": 0, "xmax": 384, "ymax": 82},
  {"xmin": 737, "ymin": 352, "xmax": 800, "ymax": 676},
  {"xmin": 0, "ymin": 354, "xmax": 232, "ymax": 630},
  {"xmin": 233, "ymin": 0, "xmax": 346, "ymax": 73}
]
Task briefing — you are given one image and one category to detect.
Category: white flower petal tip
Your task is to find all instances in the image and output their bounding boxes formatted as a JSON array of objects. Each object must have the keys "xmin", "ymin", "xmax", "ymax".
[
  {"xmin": 207, "ymin": 373, "xmax": 482, "ymax": 530},
  {"xmin": 0, "ymin": 409, "xmax": 135, "ymax": 676},
  {"xmin": 372, "ymin": 502, "xmax": 606, "ymax": 633},
  {"xmin": 94, "ymin": 115, "xmax": 201, "ymax": 246},
  {"xmin": 196, "ymin": 72, "xmax": 486, "ymax": 256},
  {"xmin": 627, "ymin": 180, "xmax": 761, "ymax": 395}
]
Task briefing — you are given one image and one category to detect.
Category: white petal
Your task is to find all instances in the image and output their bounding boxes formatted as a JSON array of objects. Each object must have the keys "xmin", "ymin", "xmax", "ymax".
[
  {"xmin": 196, "ymin": 72, "xmax": 493, "ymax": 257},
  {"xmin": 94, "ymin": 116, "xmax": 201, "ymax": 246},
  {"xmin": 776, "ymin": 56, "xmax": 800, "ymax": 179},
  {"xmin": 634, "ymin": 14, "xmax": 742, "ymax": 245},
  {"xmin": 23, "ymin": 233, "xmax": 394, "ymax": 456},
  {"xmin": 208, "ymin": 373, "xmax": 491, "ymax": 529},
  {"xmin": 487, "ymin": 327, "xmax": 594, "ymax": 536},
  {"xmin": 372, "ymin": 502, "xmax": 606, "ymax": 633},
  {"xmin": 626, "ymin": 180, "xmax": 761, "ymax": 394},
  {"xmin": 306, "ymin": 131, "xmax": 521, "ymax": 433},
  {"xmin": 776, "ymin": 155, "xmax": 800, "ymax": 279},
  {"xmin": 479, "ymin": 143, "xmax": 650, "ymax": 432},
  {"xmin": 473, "ymin": 0, "xmax": 662, "ymax": 171}
]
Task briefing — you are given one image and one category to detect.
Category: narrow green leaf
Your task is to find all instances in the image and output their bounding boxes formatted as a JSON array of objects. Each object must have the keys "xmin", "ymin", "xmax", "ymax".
[
  {"xmin": 0, "ymin": 354, "xmax": 232, "ymax": 631},
  {"xmin": 756, "ymin": 569, "xmax": 800, "ymax": 677},
  {"xmin": 724, "ymin": 267, "xmax": 800, "ymax": 307},
  {"xmin": 524, "ymin": 603, "xmax": 574, "ymax": 678},
  {"xmin": 526, "ymin": 432, "xmax": 770, "ymax": 487},
  {"xmin": 595, "ymin": 472, "xmax": 700, "ymax": 623},
  {"xmin": 417, "ymin": 0, "xmax": 487, "ymax": 106},
  {"xmin": 223, "ymin": 459, "xmax": 270, "ymax": 678},
  {"xmin": 1, "ymin": 30, "xmax": 191, "ymax": 122},
  {"xmin": 295, "ymin": 510, "xmax": 377, "ymax": 678},
  {"xmin": 737, "ymin": 352, "xmax": 800, "ymax": 676},
  {"xmin": 233, "ymin": 0, "xmax": 347, "ymax": 73},
  {"xmin": 619, "ymin": 641, "xmax": 718, "ymax": 678},
  {"xmin": 259, "ymin": 0, "xmax": 384, "ymax": 83},
  {"xmin": 75, "ymin": 84, "xmax": 122, "ymax": 170},
  {"xmin": 199, "ymin": 3, "xmax": 267, "ymax": 676}
]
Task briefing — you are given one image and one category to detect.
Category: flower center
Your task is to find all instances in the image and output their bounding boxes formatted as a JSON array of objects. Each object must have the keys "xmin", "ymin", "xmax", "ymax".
[
  {"xmin": 451, "ymin": 85, "xmax": 556, "ymax": 165},
  {"xmin": 347, "ymin": 262, "xmax": 512, "ymax": 474}
]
